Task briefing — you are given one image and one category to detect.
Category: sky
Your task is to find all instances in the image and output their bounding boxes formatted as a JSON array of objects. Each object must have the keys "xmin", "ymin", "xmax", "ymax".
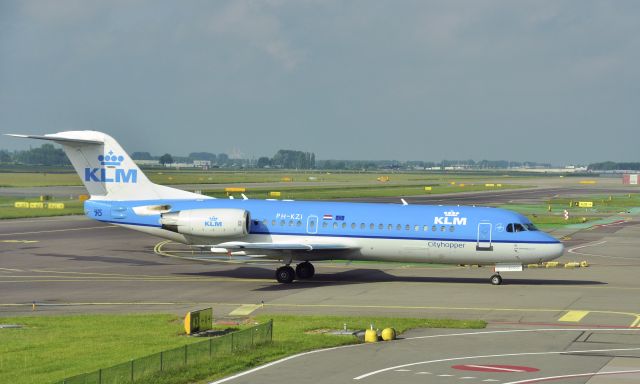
[{"xmin": 1, "ymin": 0, "xmax": 639, "ymax": 165}]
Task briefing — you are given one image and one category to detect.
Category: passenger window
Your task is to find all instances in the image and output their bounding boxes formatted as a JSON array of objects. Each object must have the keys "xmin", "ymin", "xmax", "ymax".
[
  {"xmin": 414, "ymin": 225, "xmax": 419, "ymax": 231},
  {"xmin": 289, "ymin": 220, "xmax": 294, "ymax": 226},
  {"xmin": 396, "ymin": 224, "xmax": 402, "ymax": 230},
  {"xmin": 342, "ymin": 222, "xmax": 347, "ymax": 229},
  {"xmin": 280, "ymin": 220, "xmax": 285, "ymax": 226},
  {"xmin": 388, "ymin": 224, "xmax": 393, "ymax": 230},
  {"xmin": 351, "ymin": 223, "xmax": 356, "ymax": 229},
  {"xmin": 440, "ymin": 226, "xmax": 445, "ymax": 232},
  {"xmin": 322, "ymin": 222, "xmax": 328, "ymax": 228},
  {"xmin": 370, "ymin": 223, "xmax": 374, "ymax": 230},
  {"xmin": 450, "ymin": 226, "xmax": 455, "ymax": 232},
  {"xmin": 360, "ymin": 223, "xmax": 366, "ymax": 230},
  {"xmin": 333, "ymin": 222, "xmax": 338, "ymax": 229},
  {"xmin": 378, "ymin": 224, "xmax": 384, "ymax": 230},
  {"xmin": 272, "ymin": 220, "xmax": 276, "ymax": 226},
  {"xmin": 405, "ymin": 224, "xmax": 410, "ymax": 231},
  {"xmin": 297, "ymin": 221, "xmax": 302, "ymax": 227},
  {"xmin": 423, "ymin": 225, "xmax": 429, "ymax": 231},
  {"xmin": 432, "ymin": 225, "xmax": 437, "ymax": 232}
]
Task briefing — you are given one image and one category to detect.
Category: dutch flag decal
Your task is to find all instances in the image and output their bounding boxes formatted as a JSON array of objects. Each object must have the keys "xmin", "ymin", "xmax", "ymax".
[{"xmin": 323, "ymin": 214, "xmax": 333, "ymax": 220}]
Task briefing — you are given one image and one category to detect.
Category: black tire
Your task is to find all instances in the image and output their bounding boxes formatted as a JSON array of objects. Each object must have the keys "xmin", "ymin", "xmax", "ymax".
[
  {"xmin": 276, "ymin": 266, "xmax": 295, "ymax": 284},
  {"xmin": 490, "ymin": 274, "xmax": 503, "ymax": 285},
  {"xmin": 296, "ymin": 262, "xmax": 315, "ymax": 279}
]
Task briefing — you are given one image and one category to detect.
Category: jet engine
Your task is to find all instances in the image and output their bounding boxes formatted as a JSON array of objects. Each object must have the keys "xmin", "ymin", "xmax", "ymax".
[{"xmin": 160, "ymin": 208, "xmax": 250, "ymax": 237}]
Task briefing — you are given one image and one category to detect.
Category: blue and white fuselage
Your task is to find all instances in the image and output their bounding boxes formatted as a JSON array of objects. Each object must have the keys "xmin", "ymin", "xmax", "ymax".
[
  {"xmin": 86, "ymin": 198, "xmax": 562, "ymax": 266},
  {"xmin": 9, "ymin": 130, "xmax": 563, "ymax": 285}
]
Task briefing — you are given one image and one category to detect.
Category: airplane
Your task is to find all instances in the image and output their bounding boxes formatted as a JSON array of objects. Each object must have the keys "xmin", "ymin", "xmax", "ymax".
[{"xmin": 8, "ymin": 131, "xmax": 564, "ymax": 285}]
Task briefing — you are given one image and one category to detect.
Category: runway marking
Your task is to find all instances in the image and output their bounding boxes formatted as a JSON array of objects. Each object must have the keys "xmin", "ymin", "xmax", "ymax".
[
  {"xmin": 207, "ymin": 328, "xmax": 640, "ymax": 384},
  {"xmin": 558, "ymin": 310, "xmax": 590, "ymax": 322},
  {"xmin": 228, "ymin": 304, "xmax": 262, "ymax": 316},
  {"xmin": 353, "ymin": 347, "xmax": 640, "ymax": 380},
  {"xmin": 565, "ymin": 240, "xmax": 640, "ymax": 261},
  {"xmin": 502, "ymin": 369, "xmax": 640, "ymax": 384},
  {"xmin": 0, "ymin": 267, "xmax": 23, "ymax": 272},
  {"xmin": 631, "ymin": 316, "xmax": 640, "ymax": 328},
  {"xmin": 0, "ymin": 240, "xmax": 39, "ymax": 243},
  {"xmin": 0, "ymin": 225, "xmax": 116, "ymax": 237}
]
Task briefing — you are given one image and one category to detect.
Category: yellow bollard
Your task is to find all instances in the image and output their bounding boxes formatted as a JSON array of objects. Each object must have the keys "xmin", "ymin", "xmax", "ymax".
[
  {"xmin": 381, "ymin": 328, "xmax": 396, "ymax": 341},
  {"xmin": 364, "ymin": 328, "xmax": 378, "ymax": 343},
  {"xmin": 32, "ymin": 302, "xmax": 36, "ymax": 311},
  {"xmin": 580, "ymin": 261, "xmax": 590, "ymax": 268}
]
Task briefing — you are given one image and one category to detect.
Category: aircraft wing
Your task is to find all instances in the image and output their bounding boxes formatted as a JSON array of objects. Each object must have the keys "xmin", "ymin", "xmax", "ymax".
[{"xmin": 213, "ymin": 242, "xmax": 357, "ymax": 251}]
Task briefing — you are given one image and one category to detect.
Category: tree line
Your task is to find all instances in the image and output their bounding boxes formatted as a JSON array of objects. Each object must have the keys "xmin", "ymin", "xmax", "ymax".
[{"xmin": 588, "ymin": 162, "xmax": 640, "ymax": 171}]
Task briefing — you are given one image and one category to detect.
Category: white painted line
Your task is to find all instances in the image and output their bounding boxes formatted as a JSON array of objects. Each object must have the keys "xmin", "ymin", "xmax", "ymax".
[
  {"xmin": 0, "ymin": 226, "xmax": 116, "ymax": 237},
  {"xmin": 394, "ymin": 369, "xmax": 411, "ymax": 372},
  {"xmin": 502, "ymin": 369, "xmax": 640, "ymax": 384},
  {"xmin": 568, "ymin": 240, "xmax": 606, "ymax": 254},
  {"xmin": 208, "ymin": 328, "xmax": 640, "ymax": 384},
  {"xmin": 415, "ymin": 372, "xmax": 431, "ymax": 375},
  {"xmin": 464, "ymin": 365, "xmax": 525, "ymax": 372},
  {"xmin": 353, "ymin": 347, "xmax": 640, "ymax": 380},
  {"xmin": 482, "ymin": 380, "xmax": 500, "ymax": 382},
  {"xmin": 460, "ymin": 377, "xmax": 476, "ymax": 380},
  {"xmin": 438, "ymin": 374, "xmax": 453, "ymax": 377}
]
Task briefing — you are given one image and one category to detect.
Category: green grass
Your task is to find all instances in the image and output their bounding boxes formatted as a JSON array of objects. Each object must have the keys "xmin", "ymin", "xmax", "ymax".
[
  {"xmin": 0, "ymin": 172, "xmax": 82, "ymax": 187},
  {"xmin": 0, "ymin": 314, "xmax": 198, "ymax": 384},
  {"xmin": 0, "ymin": 313, "xmax": 485, "ymax": 384},
  {"xmin": 0, "ymin": 197, "xmax": 84, "ymax": 219},
  {"xmin": 497, "ymin": 193, "xmax": 640, "ymax": 229}
]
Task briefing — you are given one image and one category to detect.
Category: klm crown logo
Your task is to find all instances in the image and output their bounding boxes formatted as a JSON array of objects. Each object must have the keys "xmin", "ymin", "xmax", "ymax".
[
  {"xmin": 434, "ymin": 210, "xmax": 467, "ymax": 226},
  {"xmin": 84, "ymin": 149, "xmax": 137, "ymax": 184},
  {"xmin": 99, "ymin": 151, "xmax": 125, "ymax": 166}
]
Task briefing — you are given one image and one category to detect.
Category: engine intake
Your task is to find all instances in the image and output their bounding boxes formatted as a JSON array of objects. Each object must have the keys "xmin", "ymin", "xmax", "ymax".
[{"xmin": 160, "ymin": 209, "xmax": 250, "ymax": 238}]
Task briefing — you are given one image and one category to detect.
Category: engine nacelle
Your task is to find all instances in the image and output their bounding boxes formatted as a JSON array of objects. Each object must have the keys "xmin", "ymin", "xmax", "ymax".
[{"xmin": 160, "ymin": 209, "xmax": 250, "ymax": 238}]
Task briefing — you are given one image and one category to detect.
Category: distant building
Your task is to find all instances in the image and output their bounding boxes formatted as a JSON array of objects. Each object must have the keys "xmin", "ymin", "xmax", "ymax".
[
  {"xmin": 134, "ymin": 159, "xmax": 159, "ymax": 166},
  {"xmin": 623, "ymin": 174, "xmax": 639, "ymax": 185}
]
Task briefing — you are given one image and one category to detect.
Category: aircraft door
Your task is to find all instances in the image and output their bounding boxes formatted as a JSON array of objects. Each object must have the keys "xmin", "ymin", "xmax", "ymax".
[
  {"xmin": 476, "ymin": 222, "xmax": 493, "ymax": 251},
  {"xmin": 306, "ymin": 215, "xmax": 318, "ymax": 234}
]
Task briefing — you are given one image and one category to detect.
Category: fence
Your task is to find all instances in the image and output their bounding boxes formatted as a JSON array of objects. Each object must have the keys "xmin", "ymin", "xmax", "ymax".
[{"xmin": 57, "ymin": 320, "xmax": 273, "ymax": 384}]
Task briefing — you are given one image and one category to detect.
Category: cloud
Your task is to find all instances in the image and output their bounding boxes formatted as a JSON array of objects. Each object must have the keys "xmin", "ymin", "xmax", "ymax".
[{"xmin": 206, "ymin": 1, "xmax": 304, "ymax": 70}]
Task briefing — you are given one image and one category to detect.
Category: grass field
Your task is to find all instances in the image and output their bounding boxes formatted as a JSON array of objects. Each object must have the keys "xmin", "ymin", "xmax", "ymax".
[
  {"xmin": 0, "ymin": 313, "xmax": 485, "ymax": 384},
  {"xmin": 0, "ymin": 197, "xmax": 84, "ymax": 219},
  {"xmin": 498, "ymin": 193, "xmax": 639, "ymax": 229}
]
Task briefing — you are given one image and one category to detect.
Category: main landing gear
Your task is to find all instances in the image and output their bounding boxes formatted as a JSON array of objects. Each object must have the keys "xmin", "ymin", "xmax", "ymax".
[
  {"xmin": 275, "ymin": 261, "xmax": 315, "ymax": 283},
  {"xmin": 490, "ymin": 273, "xmax": 503, "ymax": 286}
]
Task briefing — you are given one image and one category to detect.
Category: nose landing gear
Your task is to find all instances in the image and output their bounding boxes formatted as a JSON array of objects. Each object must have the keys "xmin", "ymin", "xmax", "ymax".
[{"xmin": 490, "ymin": 273, "xmax": 503, "ymax": 285}]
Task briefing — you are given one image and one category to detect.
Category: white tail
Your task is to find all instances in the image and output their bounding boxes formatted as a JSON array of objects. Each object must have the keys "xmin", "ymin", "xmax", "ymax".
[{"xmin": 7, "ymin": 131, "xmax": 206, "ymax": 201}]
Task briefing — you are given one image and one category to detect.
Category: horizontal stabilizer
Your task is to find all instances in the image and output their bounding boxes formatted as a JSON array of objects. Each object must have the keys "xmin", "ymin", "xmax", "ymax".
[{"xmin": 6, "ymin": 133, "xmax": 103, "ymax": 145}]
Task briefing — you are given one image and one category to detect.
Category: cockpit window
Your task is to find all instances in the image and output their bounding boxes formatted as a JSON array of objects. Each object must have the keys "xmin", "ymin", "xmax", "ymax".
[
  {"xmin": 506, "ymin": 223, "xmax": 526, "ymax": 232},
  {"xmin": 525, "ymin": 223, "xmax": 538, "ymax": 231}
]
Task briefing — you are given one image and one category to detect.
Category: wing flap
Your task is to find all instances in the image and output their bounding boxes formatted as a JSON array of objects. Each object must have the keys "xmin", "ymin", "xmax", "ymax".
[{"xmin": 213, "ymin": 242, "xmax": 356, "ymax": 251}]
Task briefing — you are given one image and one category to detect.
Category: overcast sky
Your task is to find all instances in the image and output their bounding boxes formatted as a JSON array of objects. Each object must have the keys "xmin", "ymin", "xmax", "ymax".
[{"xmin": 1, "ymin": 1, "xmax": 638, "ymax": 164}]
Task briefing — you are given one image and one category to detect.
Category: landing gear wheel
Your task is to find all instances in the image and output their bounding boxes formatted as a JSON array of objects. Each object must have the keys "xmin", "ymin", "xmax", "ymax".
[
  {"xmin": 295, "ymin": 262, "xmax": 315, "ymax": 279},
  {"xmin": 276, "ymin": 266, "xmax": 295, "ymax": 284},
  {"xmin": 490, "ymin": 274, "xmax": 503, "ymax": 286}
]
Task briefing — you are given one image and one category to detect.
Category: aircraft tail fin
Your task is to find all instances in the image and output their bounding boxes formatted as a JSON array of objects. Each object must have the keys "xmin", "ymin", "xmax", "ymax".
[{"xmin": 7, "ymin": 131, "xmax": 205, "ymax": 201}]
